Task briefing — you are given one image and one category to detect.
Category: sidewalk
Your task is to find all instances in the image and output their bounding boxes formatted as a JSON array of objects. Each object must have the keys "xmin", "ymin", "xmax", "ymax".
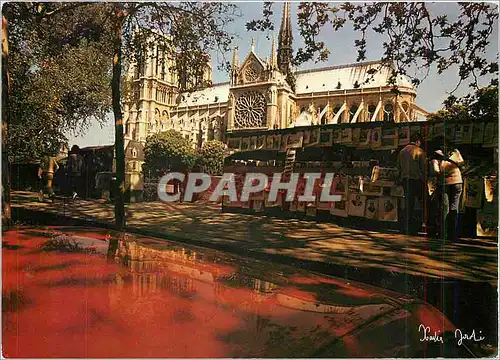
[{"xmin": 9, "ymin": 191, "xmax": 497, "ymax": 285}]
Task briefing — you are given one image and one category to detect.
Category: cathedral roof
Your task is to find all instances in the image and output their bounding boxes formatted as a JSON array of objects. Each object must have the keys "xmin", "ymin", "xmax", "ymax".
[
  {"xmin": 177, "ymin": 82, "xmax": 230, "ymax": 107},
  {"xmin": 295, "ymin": 60, "xmax": 415, "ymax": 94}
]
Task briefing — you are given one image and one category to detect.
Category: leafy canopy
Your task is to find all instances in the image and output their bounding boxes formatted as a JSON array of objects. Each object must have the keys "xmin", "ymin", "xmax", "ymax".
[
  {"xmin": 143, "ymin": 130, "xmax": 197, "ymax": 176},
  {"xmin": 248, "ymin": 2, "xmax": 498, "ymax": 92},
  {"xmin": 196, "ymin": 140, "xmax": 226, "ymax": 175}
]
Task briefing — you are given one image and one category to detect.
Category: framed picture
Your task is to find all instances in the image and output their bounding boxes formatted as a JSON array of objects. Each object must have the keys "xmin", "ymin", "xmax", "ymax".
[
  {"xmin": 330, "ymin": 199, "xmax": 348, "ymax": 217},
  {"xmin": 257, "ymin": 135, "xmax": 266, "ymax": 149},
  {"xmin": 347, "ymin": 193, "xmax": 366, "ymax": 217},
  {"xmin": 287, "ymin": 132, "xmax": 304, "ymax": 149},
  {"xmin": 341, "ymin": 128, "xmax": 353, "ymax": 145},
  {"xmin": 378, "ymin": 197, "xmax": 398, "ymax": 222},
  {"xmin": 471, "ymin": 123, "xmax": 485, "ymax": 144},
  {"xmin": 398, "ymin": 126, "xmax": 410, "ymax": 146},
  {"xmin": 464, "ymin": 177, "xmax": 484, "ymax": 208},
  {"xmin": 358, "ymin": 128, "xmax": 372, "ymax": 148},
  {"xmin": 333, "ymin": 129, "xmax": 343, "ymax": 144},
  {"xmin": 307, "ymin": 128, "xmax": 320, "ymax": 146},
  {"xmin": 371, "ymin": 127, "xmax": 382, "ymax": 148},
  {"xmin": 364, "ymin": 197, "xmax": 379, "ymax": 219},
  {"xmin": 303, "ymin": 130, "xmax": 311, "ymax": 145},
  {"xmin": 306, "ymin": 204, "xmax": 317, "ymax": 217},
  {"xmin": 390, "ymin": 186, "xmax": 405, "ymax": 198},
  {"xmin": 319, "ymin": 129, "xmax": 333, "ymax": 147},
  {"xmin": 227, "ymin": 138, "xmax": 241, "ymax": 151},
  {"xmin": 249, "ymin": 136, "xmax": 257, "ymax": 150},
  {"xmin": 241, "ymin": 137, "xmax": 251, "ymax": 151}
]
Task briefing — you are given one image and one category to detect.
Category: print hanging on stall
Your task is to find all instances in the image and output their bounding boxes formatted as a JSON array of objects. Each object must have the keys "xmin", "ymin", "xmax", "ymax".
[
  {"xmin": 364, "ymin": 197, "xmax": 379, "ymax": 219},
  {"xmin": 378, "ymin": 197, "xmax": 398, "ymax": 222}
]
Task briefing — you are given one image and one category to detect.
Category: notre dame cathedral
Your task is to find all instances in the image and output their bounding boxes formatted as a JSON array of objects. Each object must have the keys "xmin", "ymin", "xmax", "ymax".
[{"xmin": 122, "ymin": 2, "xmax": 429, "ymax": 197}]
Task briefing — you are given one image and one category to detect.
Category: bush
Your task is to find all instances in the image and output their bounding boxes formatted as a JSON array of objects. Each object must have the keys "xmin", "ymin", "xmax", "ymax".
[
  {"xmin": 143, "ymin": 130, "xmax": 197, "ymax": 177},
  {"xmin": 196, "ymin": 140, "xmax": 226, "ymax": 175}
]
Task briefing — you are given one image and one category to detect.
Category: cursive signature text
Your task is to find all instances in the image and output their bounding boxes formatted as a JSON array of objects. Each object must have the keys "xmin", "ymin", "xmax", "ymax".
[
  {"xmin": 454, "ymin": 329, "xmax": 486, "ymax": 346},
  {"xmin": 418, "ymin": 324, "xmax": 444, "ymax": 344}
]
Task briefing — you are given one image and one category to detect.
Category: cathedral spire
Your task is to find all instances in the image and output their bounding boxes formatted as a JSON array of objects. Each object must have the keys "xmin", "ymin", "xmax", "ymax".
[
  {"xmin": 231, "ymin": 46, "xmax": 239, "ymax": 69},
  {"xmin": 278, "ymin": 1, "xmax": 293, "ymax": 74},
  {"xmin": 270, "ymin": 35, "xmax": 277, "ymax": 69}
]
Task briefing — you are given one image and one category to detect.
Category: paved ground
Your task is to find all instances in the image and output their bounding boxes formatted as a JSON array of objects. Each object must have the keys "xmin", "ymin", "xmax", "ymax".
[{"xmin": 9, "ymin": 191, "xmax": 497, "ymax": 284}]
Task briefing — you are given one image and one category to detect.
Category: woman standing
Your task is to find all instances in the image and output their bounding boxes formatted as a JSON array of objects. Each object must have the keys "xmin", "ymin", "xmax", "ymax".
[{"xmin": 432, "ymin": 143, "xmax": 465, "ymax": 241}]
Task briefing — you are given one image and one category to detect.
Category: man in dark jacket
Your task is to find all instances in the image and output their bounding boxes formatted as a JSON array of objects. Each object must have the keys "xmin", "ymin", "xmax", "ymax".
[
  {"xmin": 66, "ymin": 145, "xmax": 83, "ymax": 199},
  {"xmin": 397, "ymin": 133, "xmax": 427, "ymax": 234}
]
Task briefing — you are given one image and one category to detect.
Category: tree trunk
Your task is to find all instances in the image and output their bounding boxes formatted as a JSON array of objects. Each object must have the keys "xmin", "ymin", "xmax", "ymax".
[
  {"xmin": 111, "ymin": 13, "xmax": 126, "ymax": 230},
  {"xmin": 2, "ymin": 16, "xmax": 12, "ymax": 227}
]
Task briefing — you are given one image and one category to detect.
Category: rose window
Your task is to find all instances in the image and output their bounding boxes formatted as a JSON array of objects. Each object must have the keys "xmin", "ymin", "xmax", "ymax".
[
  {"xmin": 244, "ymin": 65, "xmax": 259, "ymax": 83},
  {"xmin": 234, "ymin": 91, "xmax": 267, "ymax": 128}
]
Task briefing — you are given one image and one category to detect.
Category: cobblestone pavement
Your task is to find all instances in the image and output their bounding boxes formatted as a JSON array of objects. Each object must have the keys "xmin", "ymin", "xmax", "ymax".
[{"xmin": 9, "ymin": 191, "xmax": 497, "ymax": 284}]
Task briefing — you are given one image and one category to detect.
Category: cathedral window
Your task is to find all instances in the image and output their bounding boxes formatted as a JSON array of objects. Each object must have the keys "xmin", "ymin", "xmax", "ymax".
[
  {"xmin": 234, "ymin": 91, "xmax": 267, "ymax": 129},
  {"xmin": 349, "ymin": 104, "xmax": 359, "ymax": 122},
  {"xmin": 384, "ymin": 103, "xmax": 394, "ymax": 122},
  {"xmin": 367, "ymin": 104, "xmax": 377, "ymax": 121}
]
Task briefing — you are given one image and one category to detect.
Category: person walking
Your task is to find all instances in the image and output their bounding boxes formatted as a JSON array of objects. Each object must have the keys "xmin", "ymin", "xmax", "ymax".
[
  {"xmin": 433, "ymin": 143, "xmax": 465, "ymax": 241},
  {"xmin": 38, "ymin": 151, "xmax": 59, "ymax": 201},
  {"xmin": 66, "ymin": 145, "xmax": 83, "ymax": 200},
  {"xmin": 427, "ymin": 148, "xmax": 445, "ymax": 238},
  {"xmin": 397, "ymin": 133, "xmax": 427, "ymax": 235}
]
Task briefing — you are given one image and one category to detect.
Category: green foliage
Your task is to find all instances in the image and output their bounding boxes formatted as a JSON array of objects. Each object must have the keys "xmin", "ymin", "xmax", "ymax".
[
  {"xmin": 248, "ymin": 2, "xmax": 498, "ymax": 94},
  {"xmin": 143, "ymin": 130, "xmax": 197, "ymax": 176},
  {"xmin": 196, "ymin": 140, "xmax": 226, "ymax": 175},
  {"xmin": 3, "ymin": 3, "xmax": 113, "ymax": 161},
  {"xmin": 428, "ymin": 85, "xmax": 498, "ymax": 123}
]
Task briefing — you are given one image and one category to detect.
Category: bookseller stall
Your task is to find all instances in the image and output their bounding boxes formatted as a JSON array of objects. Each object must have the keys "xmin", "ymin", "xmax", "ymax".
[{"xmin": 222, "ymin": 119, "xmax": 498, "ymax": 237}]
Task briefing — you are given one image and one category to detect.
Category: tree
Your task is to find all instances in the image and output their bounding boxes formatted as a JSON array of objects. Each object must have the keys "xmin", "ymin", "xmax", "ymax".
[
  {"xmin": 196, "ymin": 140, "xmax": 226, "ymax": 175},
  {"xmin": 4, "ymin": 2, "xmax": 239, "ymax": 229},
  {"xmin": 143, "ymin": 130, "xmax": 197, "ymax": 177},
  {"xmin": 427, "ymin": 85, "xmax": 498, "ymax": 123},
  {"xmin": 248, "ymin": 2, "xmax": 498, "ymax": 94},
  {"xmin": 3, "ymin": 3, "xmax": 113, "ymax": 161}
]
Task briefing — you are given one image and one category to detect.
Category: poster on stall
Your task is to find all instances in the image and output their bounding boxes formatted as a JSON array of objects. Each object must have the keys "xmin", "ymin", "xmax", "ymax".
[
  {"xmin": 249, "ymin": 136, "xmax": 257, "ymax": 150},
  {"xmin": 330, "ymin": 199, "xmax": 348, "ymax": 217},
  {"xmin": 253, "ymin": 200, "xmax": 264, "ymax": 212},
  {"xmin": 371, "ymin": 166, "xmax": 398, "ymax": 185},
  {"xmin": 332, "ymin": 175, "xmax": 348, "ymax": 196},
  {"xmin": 319, "ymin": 129, "xmax": 333, "ymax": 147},
  {"xmin": 289, "ymin": 200, "xmax": 298, "ymax": 212},
  {"xmin": 483, "ymin": 122, "xmax": 498, "ymax": 147},
  {"xmin": 371, "ymin": 127, "xmax": 382, "ymax": 148},
  {"xmin": 455, "ymin": 124, "xmax": 472, "ymax": 144},
  {"xmin": 241, "ymin": 137, "xmax": 251, "ymax": 151},
  {"xmin": 297, "ymin": 201, "xmax": 307, "ymax": 212},
  {"xmin": 464, "ymin": 177, "xmax": 484, "ymax": 208},
  {"xmin": 257, "ymin": 135, "xmax": 266, "ymax": 149},
  {"xmin": 333, "ymin": 129, "xmax": 343, "ymax": 144},
  {"xmin": 430, "ymin": 122, "xmax": 445, "ymax": 139},
  {"xmin": 381, "ymin": 128, "xmax": 398, "ymax": 149},
  {"xmin": 444, "ymin": 123, "xmax": 455, "ymax": 142},
  {"xmin": 358, "ymin": 128, "xmax": 372, "ymax": 148},
  {"xmin": 398, "ymin": 126, "xmax": 410, "ymax": 146},
  {"xmin": 471, "ymin": 123, "xmax": 485, "ymax": 144},
  {"xmin": 306, "ymin": 128, "xmax": 320, "ymax": 147},
  {"xmin": 306, "ymin": 204, "xmax": 317, "ymax": 217},
  {"xmin": 477, "ymin": 201, "xmax": 498, "ymax": 237},
  {"xmin": 348, "ymin": 193, "xmax": 366, "ymax": 217},
  {"xmin": 484, "ymin": 176, "xmax": 497, "ymax": 203},
  {"xmin": 378, "ymin": 197, "xmax": 398, "ymax": 222},
  {"xmin": 341, "ymin": 128, "xmax": 353, "ymax": 145},
  {"xmin": 364, "ymin": 197, "xmax": 379, "ymax": 219},
  {"xmin": 348, "ymin": 175, "xmax": 362, "ymax": 192},
  {"xmin": 280, "ymin": 134, "xmax": 289, "ymax": 152},
  {"xmin": 287, "ymin": 132, "xmax": 304, "ymax": 149},
  {"xmin": 390, "ymin": 186, "xmax": 405, "ymax": 197},
  {"xmin": 362, "ymin": 183, "xmax": 383, "ymax": 196},
  {"xmin": 227, "ymin": 138, "xmax": 241, "ymax": 151},
  {"xmin": 303, "ymin": 130, "xmax": 311, "ymax": 145}
]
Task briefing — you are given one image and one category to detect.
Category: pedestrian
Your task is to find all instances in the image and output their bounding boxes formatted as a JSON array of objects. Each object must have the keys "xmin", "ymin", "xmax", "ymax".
[
  {"xmin": 66, "ymin": 145, "xmax": 83, "ymax": 200},
  {"xmin": 397, "ymin": 132, "xmax": 427, "ymax": 235},
  {"xmin": 427, "ymin": 148, "xmax": 445, "ymax": 238},
  {"xmin": 38, "ymin": 151, "xmax": 59, "ymax": 201},
  {"xmin": 435, "ymin": 141, "xmax": 465, "ymax": 241}
]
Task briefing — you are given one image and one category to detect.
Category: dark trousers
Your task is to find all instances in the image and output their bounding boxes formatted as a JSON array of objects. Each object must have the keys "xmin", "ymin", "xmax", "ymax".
[
  {"xmin": 441, "ymin": 183, "xmax": 463, "ymax": 241},
  {"xmin": 401, "ymin": 179, "xmax": 425, "ymax": 234},
  {"xmin": 67, "ymin": 175, "xmax": 83, "ymax": 197}
]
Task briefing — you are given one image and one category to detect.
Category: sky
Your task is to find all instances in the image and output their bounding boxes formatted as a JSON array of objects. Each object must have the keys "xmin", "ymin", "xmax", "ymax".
[{"xmin": 67, "ymin": 1, "xmax": 498, "ymax": 148}]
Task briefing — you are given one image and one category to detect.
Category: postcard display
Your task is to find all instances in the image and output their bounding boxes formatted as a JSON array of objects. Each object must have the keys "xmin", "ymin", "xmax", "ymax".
[{"xmin": 225, "ymin": 121, "xmax": 497, "ymax": 231}]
